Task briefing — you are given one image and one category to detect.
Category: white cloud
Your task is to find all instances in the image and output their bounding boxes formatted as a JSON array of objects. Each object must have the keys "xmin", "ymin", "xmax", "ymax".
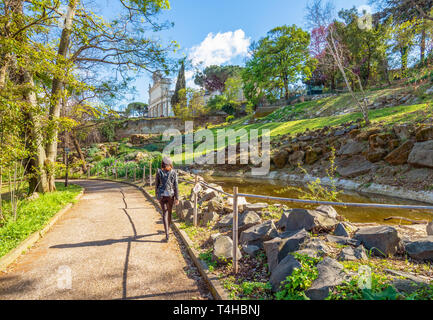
[
  {"xmin": 185, "ymin": 29, "xmax": 251, "ymax": 89},
  {"xmin": 188, "ymin": 29, "xmax": 251, "ymax": 68}
]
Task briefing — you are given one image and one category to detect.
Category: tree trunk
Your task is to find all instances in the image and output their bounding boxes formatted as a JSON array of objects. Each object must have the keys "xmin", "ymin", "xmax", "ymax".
[
  {"xmin": 382, "ymin": 58, "xmax": 391, "ymax": 85},
  {"xmin": 45, "ymin": 0, "xmax": 78, "ymax": 192},
  {"xmin": 328, "ymin": 29, "xmax": 370, "ymax": 125},
  {"xmin": 421, "ymin": 27, "xmax": 426, "ymax": 64},
  {"xmin": 22, "ymin": 69, "xmax": 49, "ymax": 194},
  {"xmin": 0, "ymin": 55, "xmax": 10, "ymax": 88},
  {"xmin": 71, "ymin": 131, "xmax": 87, "ymax": 173},
  {"xmin": 401, "ymin": 46, "xmax": 408, "ymax": 76}
]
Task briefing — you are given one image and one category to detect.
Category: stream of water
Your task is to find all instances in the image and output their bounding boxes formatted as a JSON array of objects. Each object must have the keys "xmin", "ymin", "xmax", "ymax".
[{"xmin": 204, "ymin": 176, "xmax": 433, "ymax": 225}]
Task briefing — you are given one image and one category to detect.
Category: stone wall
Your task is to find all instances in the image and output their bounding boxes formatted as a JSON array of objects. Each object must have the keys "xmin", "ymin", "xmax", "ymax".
[{"xmin": 115, "ymin": 115, "xmax": 226, "ymax": 139}]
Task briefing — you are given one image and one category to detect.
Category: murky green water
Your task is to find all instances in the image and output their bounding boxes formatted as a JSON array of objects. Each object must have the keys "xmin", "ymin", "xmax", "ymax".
[{"xmin": 205, "ymin": 176, "xmax": 433, "ymax": 225}]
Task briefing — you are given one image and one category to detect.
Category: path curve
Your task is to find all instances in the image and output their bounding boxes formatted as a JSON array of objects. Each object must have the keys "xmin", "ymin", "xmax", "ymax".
[{"xmin": 0, "ymin": 180, "xmax": 208, "ymax": 300}]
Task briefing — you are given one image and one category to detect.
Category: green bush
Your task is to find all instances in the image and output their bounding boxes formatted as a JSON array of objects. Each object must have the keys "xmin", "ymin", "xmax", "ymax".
[
  {"xmin": 226, "ymin": 115, "xmax": 235, "ymax": 123},
  {"xmin": 100, "ymin": 121, "xmax": 117, "ymax": 142},
  {"xmin": 275, "ymin": 254, "xmax": 321, "ymax": 300}
]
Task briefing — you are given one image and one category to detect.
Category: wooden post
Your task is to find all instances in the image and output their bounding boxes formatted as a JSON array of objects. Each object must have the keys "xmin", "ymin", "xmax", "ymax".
[
  {"xmin": 233, "ymin": 186, "xmax": 239, "ymax": 274},
  {"xmin": 193, "ymin": 175, "xmax": 198, "ymax": 227},
  {"xmin": 134, "ymin": 167, "xmax": 136, "ymax": 181},
  {"xmin": 142, "ymin": 165, "xmax": 146, "ymax": 184},
  {"xmin": 149, "ymin": 162, "xmax": 152, "ymax": 186},
  {"xmin": 87, "ymin": 165, "xmax": 90, "ymax": 179}
]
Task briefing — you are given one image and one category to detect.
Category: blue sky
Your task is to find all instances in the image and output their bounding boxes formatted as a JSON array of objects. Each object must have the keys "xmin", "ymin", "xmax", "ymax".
[{"xmin": 100, "ymin": 0, "xmax": 372, "ymax": 109}]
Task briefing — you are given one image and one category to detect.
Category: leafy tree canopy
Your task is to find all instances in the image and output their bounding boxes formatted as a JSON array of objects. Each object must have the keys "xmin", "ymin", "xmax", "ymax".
[{"xmin": 194, "ymin": 65, "xmax": 243, "ymax": 93}]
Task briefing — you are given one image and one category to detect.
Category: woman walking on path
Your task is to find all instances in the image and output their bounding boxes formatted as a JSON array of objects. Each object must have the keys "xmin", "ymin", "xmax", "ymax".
[{"xmin": 155, "ymin": 157, "xmax": 179, "ymax": 242}]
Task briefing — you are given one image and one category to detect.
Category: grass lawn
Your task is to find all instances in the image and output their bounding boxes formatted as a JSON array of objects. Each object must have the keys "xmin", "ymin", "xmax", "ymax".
[
  {"xmin": 171, "ymin": 102, "xmax": 430, "ymax": 164},
  {"xmin": 0, "ymin": 183, "xmax": 83, "ymax": 258}
]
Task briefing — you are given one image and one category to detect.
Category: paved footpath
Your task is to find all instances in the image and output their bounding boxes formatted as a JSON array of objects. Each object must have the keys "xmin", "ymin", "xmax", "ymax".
[{"xmin": 0, "ymin": 180, "xmax": 207, "ymax": 300}]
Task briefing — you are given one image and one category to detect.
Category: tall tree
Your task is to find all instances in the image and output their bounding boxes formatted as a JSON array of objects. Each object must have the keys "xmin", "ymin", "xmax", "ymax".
[
  {"xmin": 306, "ymin": 0, "xmax": 371, "ymax": 125},
  {"xmin": 336, "ymin": 7, "xmax": 392, "ymax": 86},
  {"xmin": 194, "ymin": 65, "xmax": 243, "ymax": 93},
  {"xmin": 171, "ymin": 59, "xmax": 186, "ymax": 109},
  {"xmin": 242, "ymin": 25, "xmax": 316, "ymax": 104},
  {"xmin": 0, "ymin": 0, "xmax": 175, "ymax": 194}
]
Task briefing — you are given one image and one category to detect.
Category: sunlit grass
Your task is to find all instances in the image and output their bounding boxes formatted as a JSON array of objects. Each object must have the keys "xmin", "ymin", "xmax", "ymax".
[
  {"xmin": 172, "ymin": 103, "xmax": 427, "ymax": 165},
  {"xmin": 0, "ymin": 183, "xmax": 83, "ymax": 258}
]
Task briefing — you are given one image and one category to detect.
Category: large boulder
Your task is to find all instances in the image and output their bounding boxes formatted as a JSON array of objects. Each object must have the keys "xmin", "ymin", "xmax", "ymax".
[
  {"xmin": 354, "ymin": 226, "xmax": 400, "ymax": 257},
  {"xmin": 208, "ymin": 199, "xmax": 224, "ymax": 214},
  {"xmin": 408, "ymin": 141, "xmax": 433, "ymax": 168},
  {"xmin": 199, "ymin": 188, "xmax": 220, "ymax": 203},
  {"xmin": 393, "ymin": 124, "xmax": 412, "ymax": 141},
  {"xmin": 300, "ymin": 238, "xmax": 332, "ymax": 256},
  {"xmin": 213, "ymin": 236, "xmax": 242, "ymax": 261},
  {"xmin": 315, "ymin": 205, "xmax": 339, "ymax": 219},
  {"xmin": 272, "ymin": 150, "xmax": 289, "ymax": 169},
  {"xmin": 334, "ymin": 223, "xmax": 349, "ymax": 237},
  {"xmin": 405, "ymin": 237, "xmax": 433, "ymax": 261},
  {"xmin": 183, "ymin": 200, "xmax": 194, "ymax": 210},
  {"xmin": 416, "ymin": 126, "xmax": 433, "ymax": 142},
  {"xmin": 384, "ymin": 140, "xmax": 414, "ymax": 165},
  {"xmin": 269, "ymin": 255, "xmax": 302, "ymax": 292},
  {"xmin": 239, "ymin": 211, "xmax": 262, "ymax": 229},
  {"xmin": 305, "ymin": 257, "xmax": 345, "ymax": 300},
  {"xmin": 240, "ymin": 220, "xmax": 279, "ymax": 248},
  {"xmin": 326, "ymin": 235, "xmax": 361, "ymax": 247},
  {"xmin": 305, "ymin": 148, "xmax": 321, "ymax": 165},
  {"xmin": 337, "ymin": 246, "xmax": 368, "ymax": 261},
  {"xmin": 242, "ymin": 244, "xmax": 261, "ymax": 257},
  {"xmin": 336, "ymin": 156, "xmax": 375, "ymax": 178},
  {"xmin": 202, "ymin": 211, "xmax": 219, "ymax": 226},
  {"xmin": 278, "ymin": 208, "xmax": 339, "ymax": 232},
  {"xmin": 365, "ymin": 148, "xmax": 387, "ymax": 163},
  {"xmin": 216, "ymin": 213, "xmax": 233, "ymax": 228},
  {"xmin": 243, "ymin": 203, "xmax": 268, "ymax": 213},
  {"xmin": 427, "ymin": 222, "xmax": 433, "ymax": 236},
  {"xmin": 175, "ymin": 201, "xmax": 184, "ymax": 218},
  {"xmin": 338, "ymin": 139, "xmax": 365, "ymax": 156},
  {"xmin": 288, "ymin": 151, "xmax": 305, "ymax": 166},
  {"xmin": 263, "ymin": 229, "xmax": 309, "ymax": 272}
]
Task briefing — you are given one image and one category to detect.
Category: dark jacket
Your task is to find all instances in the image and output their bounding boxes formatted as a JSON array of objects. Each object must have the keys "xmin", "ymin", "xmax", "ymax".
[{"xmin": 155, "ymin": 168, "xmax": 179, "ymax": 200}]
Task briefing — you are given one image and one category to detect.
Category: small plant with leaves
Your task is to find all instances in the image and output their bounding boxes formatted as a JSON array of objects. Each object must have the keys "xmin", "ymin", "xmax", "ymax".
[
  {"xmin": 276, "ymin": 147, "xmax": 342, "ymax": 204},
  {"xmin": 275, "ymin": 254, "xmax": 322, "ymax": 300}
]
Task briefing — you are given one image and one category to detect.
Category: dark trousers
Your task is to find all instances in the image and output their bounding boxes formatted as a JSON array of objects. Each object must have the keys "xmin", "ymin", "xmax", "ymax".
[{"xmin": 159, "ymin": 196, "xmax": 174, "ymax": 238}]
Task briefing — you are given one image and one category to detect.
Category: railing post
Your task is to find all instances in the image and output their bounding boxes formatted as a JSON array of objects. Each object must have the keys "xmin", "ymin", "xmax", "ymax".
[
  {"xmin": 233, "ymin": 186, "xmax": 239, "ymax": 274},
  {"xmin": 142, "ymin": 165, "xmax": 146, "ymax": 184},
  {"xmin": 193, "ymin": 175, "xmax": 198, "ymax": 227},
  {"xmin": 134, "ymin": 167, "xmax": 136, "ymax": 181},
  {"xmin": 87, "ymin": 165, "xmax": 90, "ymax": 179},
  {"xmin": 125, "ymin": 166, "xmax": 128, "ymax": 180},
  {"xmin": 149, "ymin": 162, "xmax": 152, "ymax": 186}
]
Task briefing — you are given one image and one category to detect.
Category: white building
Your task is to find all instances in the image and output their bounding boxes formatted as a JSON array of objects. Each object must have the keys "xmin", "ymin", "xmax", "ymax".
[{"xmin": 148, "ymin": 72, "xmax": 175, "ymax": 118}]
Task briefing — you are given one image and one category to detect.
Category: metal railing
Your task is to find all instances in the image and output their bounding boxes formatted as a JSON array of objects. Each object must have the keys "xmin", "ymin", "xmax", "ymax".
[
  {"xmin": 179, "ymin": 174, "xmax": 433, "ymax": 274},
  {"xmin": 86, "ymin": 161, "xmax": 155, "ymax": 186},
  {"xmin": 84, "ymin": 169, "xmax": 433, "ymax": 274}
]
